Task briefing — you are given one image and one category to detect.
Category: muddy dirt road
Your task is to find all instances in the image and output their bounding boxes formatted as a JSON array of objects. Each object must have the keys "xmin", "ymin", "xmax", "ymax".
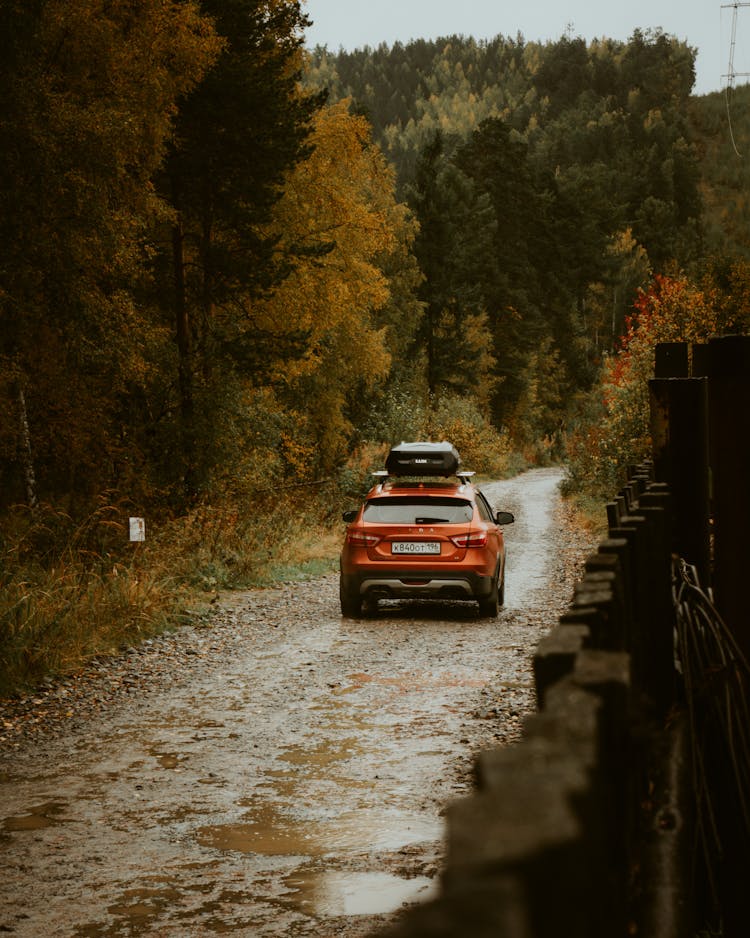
[{"xmin": 0, "ymin": 468, "xmax": 595, "ymax": 937}]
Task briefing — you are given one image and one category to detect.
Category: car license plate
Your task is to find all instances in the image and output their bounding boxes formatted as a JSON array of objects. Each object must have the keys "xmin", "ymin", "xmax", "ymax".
[{"xmin": 391, "ymin": 541, "xmax": 441, "ymax": 555}]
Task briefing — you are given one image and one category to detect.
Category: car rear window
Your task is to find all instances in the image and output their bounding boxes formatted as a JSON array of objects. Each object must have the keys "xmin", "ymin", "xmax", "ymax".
[{"xmin": 363, "ymin": 497, "xmax": 473, "ymax": 524}]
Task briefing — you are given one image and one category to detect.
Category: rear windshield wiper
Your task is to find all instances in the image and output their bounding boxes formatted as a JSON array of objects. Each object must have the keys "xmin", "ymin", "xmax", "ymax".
[{"xmin": 414, "ymin": 517, "xmax": 451, "ymax": 524}]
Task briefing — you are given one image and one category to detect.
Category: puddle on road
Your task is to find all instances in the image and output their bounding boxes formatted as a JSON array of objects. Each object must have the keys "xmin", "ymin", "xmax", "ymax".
[
  {"xmin": 259, "ymin": 767, "xmax": 381, "ymax": 800},
  {"xmin": 197, "ymin": 801, "xmax": 441, "ymax": 858},
  {"xmin": 3, "ymin": 801, "xmax": 69, "ymax": 831},
  {"xmin": 278, "ymin": 737, "xmax": 361, "ymax": 768},
  {"xmin": 107, "ymin": 886, "xmax": 182, "ymax": 922},
  {"xmin": 73, "ymin": 886, "xmax": 187, "ymax": 937},
  {"xmin": 337, "ymin": 669, "xmax": 491, "ymax": 695},
  {"xmin": 73, "ymin": 871, "xmax": 432, "ymax": 934},
  {"xmin": 284, "ymin": 868, "xmax": 437, "ymax": 916},
  {"xmin": 151, "ymin": 751, "xmax": 182, "ymax": 770}
]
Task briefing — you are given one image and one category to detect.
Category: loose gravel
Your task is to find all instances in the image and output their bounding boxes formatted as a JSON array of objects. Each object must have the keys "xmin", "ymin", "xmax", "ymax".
[{"xmin": 0, "ymin": 469, "xmax": 599, "ymax": 937}]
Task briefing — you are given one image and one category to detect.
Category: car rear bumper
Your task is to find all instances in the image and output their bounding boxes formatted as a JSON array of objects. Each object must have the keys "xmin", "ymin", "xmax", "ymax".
[{"xmin": 341, "ymin": 570, "xmax": 494, "ymax": 601}]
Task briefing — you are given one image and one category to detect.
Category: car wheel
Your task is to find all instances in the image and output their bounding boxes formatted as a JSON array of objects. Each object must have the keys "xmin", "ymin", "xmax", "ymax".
[
  {"xmin": 498, "ymin": 571, "xmax": 505, "ymax": 607},
  {"xmin": 478, "ymin": 575, "xmax": 499, "ymax": 617},
  {"xmin": 339, "ymin": 578, "xmax": 362, "ymax": 618}
]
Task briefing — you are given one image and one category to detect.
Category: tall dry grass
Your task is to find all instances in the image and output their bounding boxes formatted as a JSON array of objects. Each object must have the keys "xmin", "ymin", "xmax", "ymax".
[
  {"xmin": 0, "ymin": 488, "xmax": 342, "ymax": 697},
  {"xmin": 0, "ymin": 501, "xmax": 182, "ymax": 695},
  {"xmin": 160, "ymin": 486, "xmax": 343, "ymax": 590}
]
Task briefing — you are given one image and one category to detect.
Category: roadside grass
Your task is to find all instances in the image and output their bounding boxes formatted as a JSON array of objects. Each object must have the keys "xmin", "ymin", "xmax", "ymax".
[
  {"xmin": 0, "ymin": 492, "xmax": 343, "ymax": 698},
  {"xmin": 564, "ymin": 491, "xmax": 609, "ymax": 541},
  {"xmin": 0, "ymin": 440, "xmax": 529, "ymax": 698},
  {"xmin": 158, "ymin": 490, "xmax": 342, "ymax": 591},
  {"xmin": 0, "ymin": 554, "xmax": 181, "ymax": 695}
]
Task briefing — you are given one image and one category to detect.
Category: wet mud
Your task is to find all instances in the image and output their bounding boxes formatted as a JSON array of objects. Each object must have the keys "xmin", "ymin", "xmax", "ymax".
[{"xmin": 0, "ymin": 468, "xmax": 595, "ymax": 936}]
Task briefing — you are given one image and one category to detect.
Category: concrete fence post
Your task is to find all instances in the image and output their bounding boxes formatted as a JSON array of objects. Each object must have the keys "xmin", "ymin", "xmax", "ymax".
[
  {"xmin": 706, "ymin": 334, "xmax": 750, "ymax": 937},
  {"xmin": 707, "ymin": 335, "xmax": 750, "ymax": 656},
  {"xmin": 649, "ymin": 375, "xmax": 711, "ymax": 585}
]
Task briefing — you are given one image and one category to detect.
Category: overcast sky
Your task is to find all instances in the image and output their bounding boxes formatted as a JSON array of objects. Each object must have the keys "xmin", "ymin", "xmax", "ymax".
[{"xmin": 303, "ymin": 1, "xmax": 750, "ymax": 97}]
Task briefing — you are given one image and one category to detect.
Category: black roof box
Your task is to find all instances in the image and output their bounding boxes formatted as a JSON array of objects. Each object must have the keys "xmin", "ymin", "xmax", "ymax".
[{"xmin": 385, "ymin": 441, "xmax": 461, "ymax": 477}]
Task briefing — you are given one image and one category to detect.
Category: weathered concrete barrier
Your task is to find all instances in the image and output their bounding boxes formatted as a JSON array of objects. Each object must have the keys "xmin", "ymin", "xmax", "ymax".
[{"xmin": 379, "ymin": 338, "xmax": 750, "ymax": 937}]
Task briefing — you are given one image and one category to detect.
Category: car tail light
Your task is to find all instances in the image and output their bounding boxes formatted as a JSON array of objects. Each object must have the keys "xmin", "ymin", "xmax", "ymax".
[
  {"xmin": 450, "ymin": 531, "xmax": 488, "ymax": 548},
  {"xmin": 346, "ymin": 529, "xmax": 381, "ymax": 548}
]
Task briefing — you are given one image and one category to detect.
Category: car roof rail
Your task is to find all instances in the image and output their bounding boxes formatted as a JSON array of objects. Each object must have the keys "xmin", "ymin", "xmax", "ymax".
[
  {"xmin": 371, "ymin": 469, "xmax": 390, "ymax": 492},
  {"xmin": 370, "ymin": 468, "xmax": 476, "ymax": 492}
]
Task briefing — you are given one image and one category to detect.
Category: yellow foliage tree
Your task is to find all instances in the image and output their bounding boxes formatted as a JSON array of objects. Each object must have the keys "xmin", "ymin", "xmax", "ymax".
[{"xmin": 249, "ymin": 100, "xmax": 421, "ymax": 474}]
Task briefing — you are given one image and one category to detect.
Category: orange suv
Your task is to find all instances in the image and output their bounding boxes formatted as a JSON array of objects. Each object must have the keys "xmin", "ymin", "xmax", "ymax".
[{"xmin": 339, "ymin": 442, "xmax": 514, "ymax": 617}]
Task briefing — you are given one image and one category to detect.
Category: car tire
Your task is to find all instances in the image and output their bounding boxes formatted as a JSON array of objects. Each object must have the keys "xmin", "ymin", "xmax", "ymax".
[
  {"xmin": 478, "ymin": 574, "xmax": 500, "ymax": 617},
  {"xmin": 339, "ymin": 578, "xmax": 362, "ymax": 618},
  {"xmin": 498, "ymin": 570, "xmax": 505, "ymax": 607}
]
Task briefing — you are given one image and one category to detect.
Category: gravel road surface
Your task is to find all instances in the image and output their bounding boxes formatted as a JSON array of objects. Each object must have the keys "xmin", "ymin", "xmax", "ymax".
[{"xmin": 0, "ymin": 468, "xmax": 597, "ymax": 937}]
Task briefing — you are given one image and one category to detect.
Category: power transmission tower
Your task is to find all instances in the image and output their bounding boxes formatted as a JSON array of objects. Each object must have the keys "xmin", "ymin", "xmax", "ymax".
[
  {"xmin": 722, "ymin": 3, "xmax": 750, "ymax": 155},
  {"xmin": 723, "ymin": 2, "xmax": 750, "ymax": 88}
]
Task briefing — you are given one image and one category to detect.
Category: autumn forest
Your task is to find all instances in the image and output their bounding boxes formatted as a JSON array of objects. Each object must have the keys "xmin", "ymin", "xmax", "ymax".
[{"xmin": 2, "ymin": 0, "xmax": 750, "ymax": 688}]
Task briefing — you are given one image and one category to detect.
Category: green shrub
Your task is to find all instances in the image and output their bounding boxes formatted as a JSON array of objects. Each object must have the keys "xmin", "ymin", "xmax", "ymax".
[{"xmin": 426, "ymin": 394, "xmax": 512, "ymax": 476}]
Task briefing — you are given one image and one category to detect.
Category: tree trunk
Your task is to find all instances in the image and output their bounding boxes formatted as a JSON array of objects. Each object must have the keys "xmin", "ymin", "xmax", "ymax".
[
  {"xmin": 199, "ymin": 191, "xmax": 213, "ymax": 383},
  {"xmin": 17, "ymin": 382, "xmax": 38, "ymax": 511},
  {"xmin": 172, "ymin": 212, "xmax": 195, "ymax": 496}
]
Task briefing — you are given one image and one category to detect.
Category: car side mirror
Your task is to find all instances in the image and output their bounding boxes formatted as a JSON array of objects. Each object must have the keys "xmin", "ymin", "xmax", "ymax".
[
  {"xmin": 342, "ymin": 510, "xmax": 358, "ymax": 523},
  {"xmin": 495, "ymin": 511, "xmax": 514, "ymax": 525}
]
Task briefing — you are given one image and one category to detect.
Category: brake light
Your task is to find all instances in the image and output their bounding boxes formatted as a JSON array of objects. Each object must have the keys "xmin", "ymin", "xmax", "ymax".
[
  {"xmin": 346, "ymin": 529, "xmax": 382, "ymax": 548},
  {"xmin": 450, "ymin": 531, "xmax": 488, "ymax": 548}
]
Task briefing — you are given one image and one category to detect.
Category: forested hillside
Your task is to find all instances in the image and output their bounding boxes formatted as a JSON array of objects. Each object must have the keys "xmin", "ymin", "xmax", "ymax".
[
  {"xmin": 306, "ymin": 30, "xmax": 750, "ymax": 463},
  {"xmin": 307, "ymin": 32, "xmax": 697, "ymax": 438},
  {"xmin": 689, "ymin": 84, "xmax": 750, "ymax": 259},
  {"xmin": 3, "ymin": 11, "xmax": 746, "ymax": 512},
  {"xmin": 2, "ymin": 3, "xmax": 749, "ymax": 689}
]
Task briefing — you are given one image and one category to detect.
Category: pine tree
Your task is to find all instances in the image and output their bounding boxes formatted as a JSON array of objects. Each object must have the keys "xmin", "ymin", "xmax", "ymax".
[{"xmin": 156, "ymin": 0, "xmax": 324, "ymax": 497}]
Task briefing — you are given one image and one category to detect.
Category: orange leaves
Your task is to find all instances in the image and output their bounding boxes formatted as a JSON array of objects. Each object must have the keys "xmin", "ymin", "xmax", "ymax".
[
  {"xmin": 7, "ymin": 0, "xmax": 222, "ymax": 294},
  {"xmin": 256, "ymin": 101, "xmax": 401, "ymax": 344},
  {"xmin": 611, "ymin": 272, "xmax": 719, "ymax": 393},
  {"xmin": 594, "ymin": 271, "xmax": 719, "ymax": 485},
  {"xmin": 39, "ymin": 0, "xmax": 222, "ymax": 175},
  {"xmin": 570, "ymin": 263, "xmax": 749, "ymax": 496},
  {"xmin": 624, "ymin": 273, "xmax": 718, "ymax": 353}
]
